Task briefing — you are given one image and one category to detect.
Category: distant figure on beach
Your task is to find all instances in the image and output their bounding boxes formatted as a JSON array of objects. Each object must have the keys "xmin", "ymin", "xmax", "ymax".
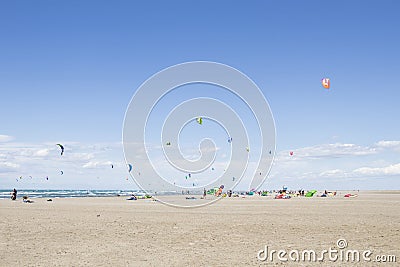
[
  {"xmin": 127, "ymin": 194, "xmax": 137, "ymax": 201},
  {"xmin": 22, "ymin": 196, "xmax": 34, "ymax": 203},
  {"xmin": 11, "ymin": 188, "xmax": 17, "ymax": 200},
  {"xmin": 203, "ymin": 188, "xmax": 206, "ymax": 199}
]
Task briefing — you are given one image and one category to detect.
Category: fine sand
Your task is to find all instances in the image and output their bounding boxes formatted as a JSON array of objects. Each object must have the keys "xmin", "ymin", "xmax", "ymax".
[{"xmin": 0, "ymin": 191, "xmax": 399, "ymax": 266}]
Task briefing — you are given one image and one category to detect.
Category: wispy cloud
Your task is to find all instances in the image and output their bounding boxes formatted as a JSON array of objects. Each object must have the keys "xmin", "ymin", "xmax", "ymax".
[
  {"xmin": 0, "ymin": 162, "xmax": 19, "ymax": 173},
  {"xmin": 375, "ymin": 140, "xmax": 400, "ymax": 151},
  {"xmin": 0, "ymin": 135, "xmax": 15, "ymax": 142},
  {"xmin": 278, "ymin": 143, "xmax": 377, "ymax": 160},
  {"xmin": 1, "ymin": 139, "xmax": 399, "ymax": 189},
  {"xmin": 353, "ymin": 163, "xmax": 400, "ymax": 176},
  {"xmin": 83, "ymin": 161, "xmax": 113, "ymax": 169}
]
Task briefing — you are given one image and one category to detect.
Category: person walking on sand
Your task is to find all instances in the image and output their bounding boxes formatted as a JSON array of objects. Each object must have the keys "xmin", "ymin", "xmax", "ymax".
[
  {"xmin": 11, "ymin": 188, "xmax": 17, "ymax": 200},
  {"xmin": 203, "ymin": 188, "xmax": 207, "ymax": 199}
]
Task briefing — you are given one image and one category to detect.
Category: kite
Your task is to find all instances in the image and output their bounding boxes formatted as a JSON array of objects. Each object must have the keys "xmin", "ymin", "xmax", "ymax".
[
  {"xmin": 246, "ymin": 147, "xmax": 250, "ymax": 152},
  {"xmin": 228, "ymin": 137, "xmax": 232, "ymax": 143},
  {"xmin": 46, "ymin": 176, "xmax": 49, "ymax": 180},
  {"xmin": 211, "ymin": 167, "xmax": 215, "ymax": 171},
  {"xmin": 322, "ymin": 78, "xmax": 330, "ymax": 89},
  {"xmin": 196, "ymin": 117, "xmax": 203, "ymax": 125},
  {"xmin": 166, "ymin": 142, "xmax": 171, "ymax": 146},
  {"xmin": 188, "ymin": 173, "xmax": 191, "ymax": 178},
  {"xmin": 290, "ymin": 151, "xmax": 294, "ymax": 156},
  {"xmin": 128, "ymin": 164, "xmax": 133, "ymax": 173},
  {"xmin": 232, "ymin": 177, "xmax": 235, "ymax": 181},
  {"xmin": 111, "ymin": 164, "xmax": 114, "ymax": 169},
  {"xmin": 57, "ymin": 144, "xmax": 64, "ymax": 155},
  {"xmin": 60, "ymin": 171, "xmax": 64, "ymax": 175},
  {"xmin": 269, "ymin": 150, "xmax": 272, "ymax": 154}
]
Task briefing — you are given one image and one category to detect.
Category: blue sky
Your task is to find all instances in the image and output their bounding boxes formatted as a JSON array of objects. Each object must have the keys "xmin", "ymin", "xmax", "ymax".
[{"xmin": 0, "ymin": 0, "xmax": 399, "ymax": 190}]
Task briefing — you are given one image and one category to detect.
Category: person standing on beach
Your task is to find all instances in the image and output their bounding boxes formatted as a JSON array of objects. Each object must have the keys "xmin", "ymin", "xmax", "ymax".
[
  {"xmin": 203, "ymin": 188, "xmax": 206, "ymax": 199},
  {"xmin": 11, "ymin": 188, "xmax": 17, "ymax": 200}
]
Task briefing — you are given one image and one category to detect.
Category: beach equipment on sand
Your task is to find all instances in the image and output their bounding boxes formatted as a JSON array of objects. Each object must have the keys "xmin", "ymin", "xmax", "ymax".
[
  {"xmin": 344, "ymin": 193, "xmax": 358, "ymax": 198},
  {"xmin": 216, "ymin": 187, "xmax": 223, "ymax": 197},
  {"xmin": 305, "ymin": 190, "xmax": 317, "ymax": 197},
  {"xmin": 275, "ymin": 194, "xmax": 291, "ymax": 199},
  {"xmin": 207, "ymin": 188, "xmax": 218, "ymax": 195},
  {"xmin": 22, "ymin": 196, "xmax": 34, "ymax": 203}
]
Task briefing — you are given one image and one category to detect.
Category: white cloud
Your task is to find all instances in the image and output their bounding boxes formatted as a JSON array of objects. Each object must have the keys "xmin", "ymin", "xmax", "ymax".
[
  {"xmin": 34, "ymin": 149, "xmax": 50, "ymax": 157},
  {"xmin": 375, "ymin": 140, "xmax": 400, "ymax": 151},
  {"xmin": 319, "ymin": 169, "xmax": 345, "ymax": 178},
  {"xmin": 0, "ymin": 162, "xmax": 19, "ymax": 168},
  {"xmin": 353, "ymin": 163, "xmax": 400, "ymax": 176},
  {"xmin": 288, "ymin": 143, "xmax": 377, "ymax": 159},
  {"xmin": 375, "ymin": 140, "xmax": 400, "ymax": 147},
  {"xmin": 83, "ymin": 161, "xmax": 113, "ymax": 169},
  {"xmin": 1, "ymin": 139, "xmax": 400, "ymax": 189},
  {"xmin": 0, "ymin": 162, "xmax": 20, "ymax": 173},
  {"xmin": 0, "ymin": 135, "xmax": 14, "ymax": 142}
]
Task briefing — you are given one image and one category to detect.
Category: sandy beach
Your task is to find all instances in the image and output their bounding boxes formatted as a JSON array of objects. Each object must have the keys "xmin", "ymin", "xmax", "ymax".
[{"xmin": 0, "ymin": 191, "xmax": 399, "ymax": 266}]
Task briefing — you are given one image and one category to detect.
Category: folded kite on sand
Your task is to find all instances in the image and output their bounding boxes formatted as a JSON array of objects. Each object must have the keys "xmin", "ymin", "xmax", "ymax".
[{"xmin": 344, "ymin": 194, "xmax": 358, "ymax": 198}]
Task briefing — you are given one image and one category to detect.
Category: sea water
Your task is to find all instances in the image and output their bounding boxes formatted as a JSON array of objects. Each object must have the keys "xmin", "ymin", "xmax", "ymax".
[{"xmin": 0, "ymin": 189, "xmax": 144, "ymax": 199}]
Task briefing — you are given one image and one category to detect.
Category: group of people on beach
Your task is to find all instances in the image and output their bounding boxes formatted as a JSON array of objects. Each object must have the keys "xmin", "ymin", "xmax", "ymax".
[{"xmin": 9, "ymin": 188, "xmax": 34, "ymax": 203}]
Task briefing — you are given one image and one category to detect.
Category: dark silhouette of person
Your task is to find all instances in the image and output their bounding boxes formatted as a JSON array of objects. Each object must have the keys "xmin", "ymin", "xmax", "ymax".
[{"xmin": 11, "ymin": 188, "xmax": 17, "ymax": 200}]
